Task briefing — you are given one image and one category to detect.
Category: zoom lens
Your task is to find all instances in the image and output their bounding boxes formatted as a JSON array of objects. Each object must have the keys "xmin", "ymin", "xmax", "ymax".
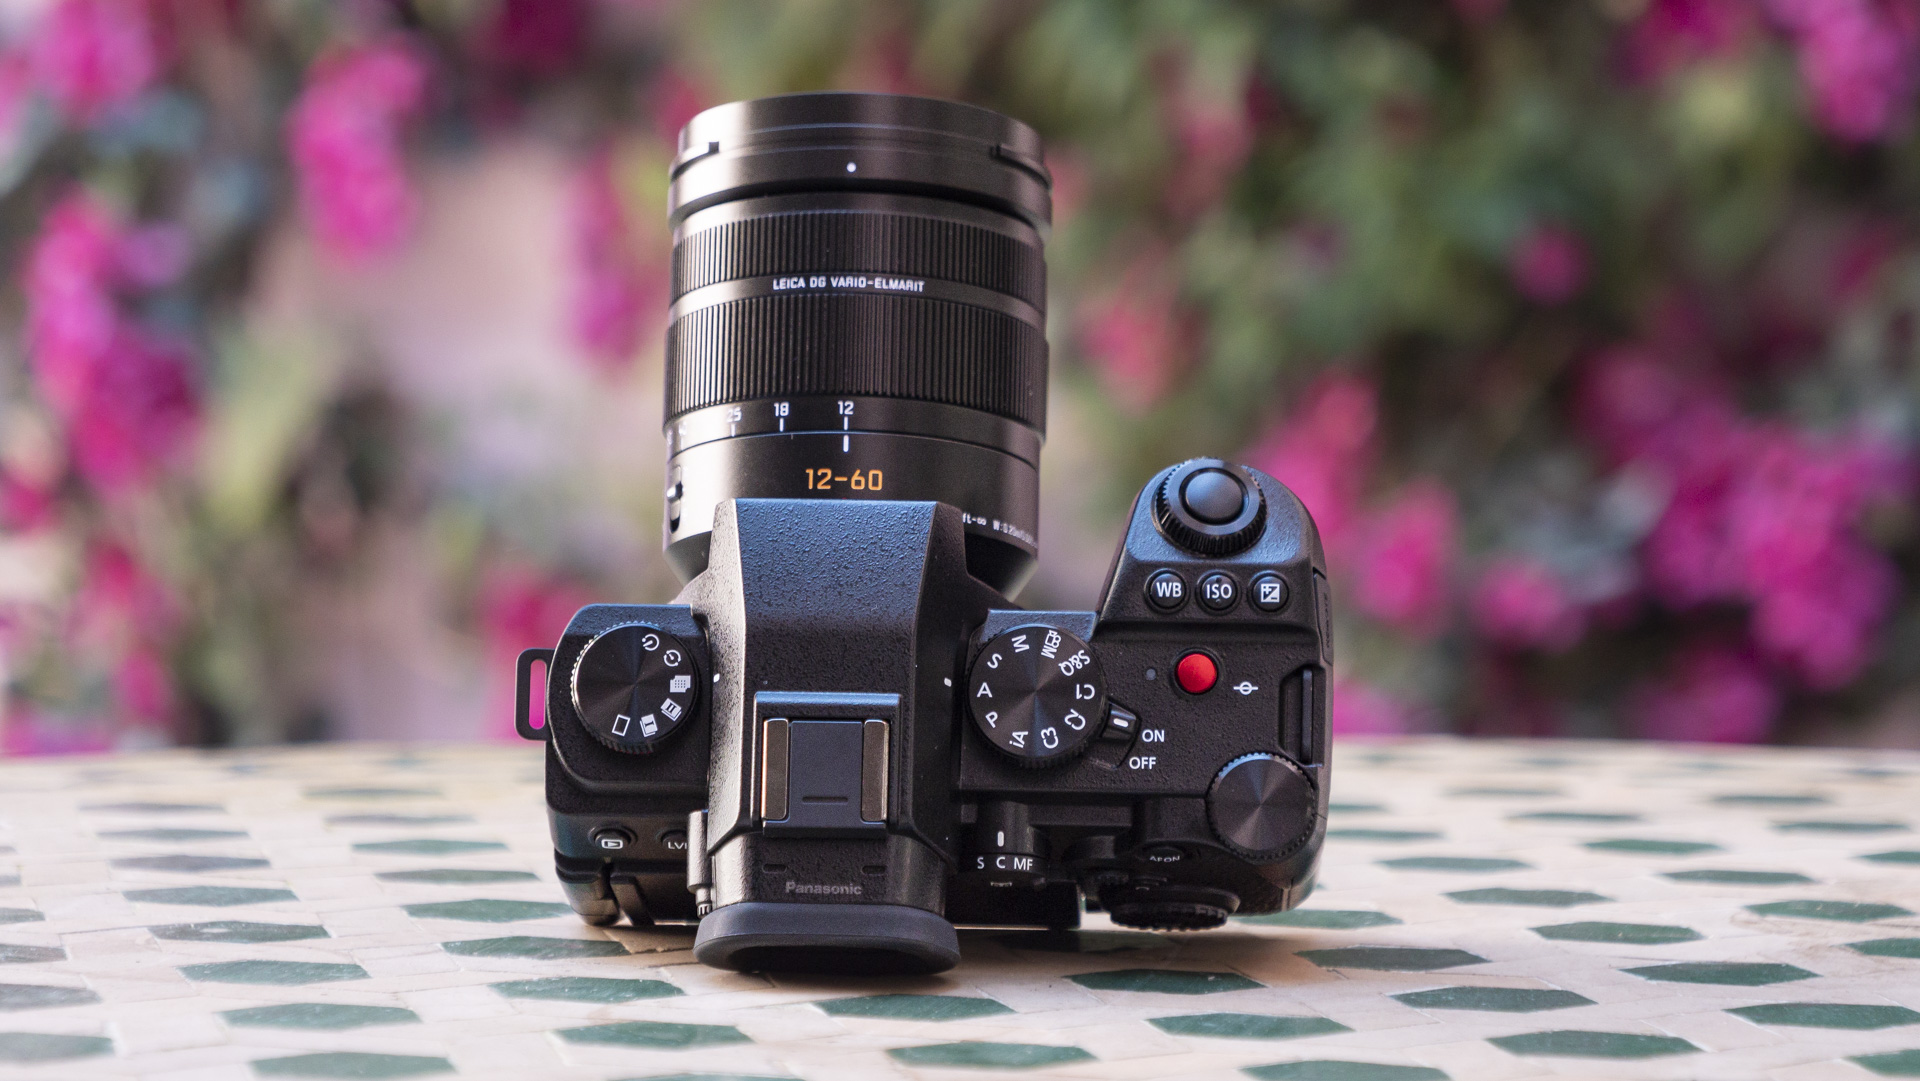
[{"xmin": 663, "ymin": 92, "xmax": 1051, "ymax": 595}]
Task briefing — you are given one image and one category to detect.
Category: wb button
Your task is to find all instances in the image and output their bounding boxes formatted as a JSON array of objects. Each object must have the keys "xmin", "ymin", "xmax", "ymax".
[{"xmin": 1144, "ymin": 570, "xmax": 1188, "ymax": 612}]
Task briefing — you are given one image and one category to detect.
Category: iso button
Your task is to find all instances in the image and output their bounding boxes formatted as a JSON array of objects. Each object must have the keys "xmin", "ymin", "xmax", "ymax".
[
  {"xmin": 1250, "ymin": 572, "xmax": 1289, "ymax": 613},
  {"xmin": 1197, "ymin": 572, "xmax": 1238, "ymax": 613},
  {"xmin": 1144, "ymin": 570, "xmax": 1187, "ymax": 612}
]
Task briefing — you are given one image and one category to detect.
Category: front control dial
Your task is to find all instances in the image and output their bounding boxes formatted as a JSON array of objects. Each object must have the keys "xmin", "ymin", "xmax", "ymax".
[
  {"xmin": 969, "ymin": 626, "xmax": 1107, "ymax": 766},
  {"xmin": 1208, "ymin": 753, "xmax": 1317, "ymax": 860},
  {"xmin": 571, "ymin": 623, "xmax": 700, "ymax": 754}
]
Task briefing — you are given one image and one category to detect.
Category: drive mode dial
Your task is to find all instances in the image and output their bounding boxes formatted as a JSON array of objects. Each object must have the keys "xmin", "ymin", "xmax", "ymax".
[
  {"xmin": 968, "ymin": 626, "xmax": 1107, "ymax": 766},
  {"xmin": 571, "ymin": 623, "xmax": 700, "ymax": 754}
]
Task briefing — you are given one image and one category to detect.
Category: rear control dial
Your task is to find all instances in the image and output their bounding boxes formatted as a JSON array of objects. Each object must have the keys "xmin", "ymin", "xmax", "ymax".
[
  {"xmin": 571, "ymin": 623, "xmax": 700, "ymax": 754},
  {"xmin": 1209, "ymin": 753, "xmax": 1317, "ymax": 860},
  {"xmin": 969, "ymin": 626, "xmax": 1107, "ymax": 766}
]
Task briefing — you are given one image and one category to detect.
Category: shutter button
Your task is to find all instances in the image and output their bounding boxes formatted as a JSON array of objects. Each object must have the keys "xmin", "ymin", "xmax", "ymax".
[
  {"xmin": 1182, "ymin": 469, "xmax": 1247, "ymax": 523},
  {"xmin": 1175, "ymin": 651, "xmax": 1218, "ymax": 694}
]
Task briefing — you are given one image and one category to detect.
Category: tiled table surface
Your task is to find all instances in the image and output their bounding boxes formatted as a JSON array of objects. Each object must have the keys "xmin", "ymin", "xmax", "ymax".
[{"xmin": 0, "ymin": 738, "xmax": 1916, "ymax": 1081}]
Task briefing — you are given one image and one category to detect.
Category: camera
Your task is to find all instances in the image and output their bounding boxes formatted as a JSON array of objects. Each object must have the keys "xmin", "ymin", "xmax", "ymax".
[{"xmin": 513, "ymin": 92, "xmax": 1331, "ymax": 974}]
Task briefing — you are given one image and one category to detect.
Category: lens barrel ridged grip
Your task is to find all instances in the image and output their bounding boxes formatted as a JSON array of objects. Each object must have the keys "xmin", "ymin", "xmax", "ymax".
[
  {"xmin": 570, "ymin": 624, "xmax": 700, "ymax": 754},
  {"xmin": 968, "ymin": 626, "xmax": 1106, "ymax": 766},
  {"xmin": 1153, "ymin": 459, "xmax": 1267, "ymax": 556},
  {"xmin": 1207, "ymin": 753, "xmax": 1317, "ymax": 861}
]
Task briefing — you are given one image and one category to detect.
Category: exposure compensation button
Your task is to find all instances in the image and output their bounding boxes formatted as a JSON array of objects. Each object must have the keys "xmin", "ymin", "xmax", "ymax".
[{"xmin": 969, "ymin": 625, "xmax": 1108, "ymax": 766}]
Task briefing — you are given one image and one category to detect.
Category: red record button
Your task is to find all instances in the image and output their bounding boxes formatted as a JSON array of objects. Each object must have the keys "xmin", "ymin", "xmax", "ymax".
[{"xmin": 1175, "ymin": 651, "xmax": 1218, "ymax": 695}]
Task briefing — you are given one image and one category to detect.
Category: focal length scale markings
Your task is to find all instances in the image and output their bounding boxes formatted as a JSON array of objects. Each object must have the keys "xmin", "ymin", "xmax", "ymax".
[{"xmin": 969, "ymin": 626, "xmax": 1107, "ymax": 766}]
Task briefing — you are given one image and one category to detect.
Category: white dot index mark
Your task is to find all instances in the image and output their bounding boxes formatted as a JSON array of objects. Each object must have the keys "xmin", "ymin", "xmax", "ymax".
[
  {"xmin": 846, "ymin": 161, "xmax": 857, "ymax": 172},
  {"xmin": 943, "ymin": 678, "xmax": 952, "ymax": 687}
]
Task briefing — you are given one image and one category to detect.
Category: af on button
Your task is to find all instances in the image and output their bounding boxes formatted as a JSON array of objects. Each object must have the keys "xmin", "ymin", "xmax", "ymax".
[{"xmin": 1144, "ymin": 570, "xmax": 1187, "ymax": 612}]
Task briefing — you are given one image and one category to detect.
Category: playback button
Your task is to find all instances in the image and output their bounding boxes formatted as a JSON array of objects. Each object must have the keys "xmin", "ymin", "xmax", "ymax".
[{"xmin": 590, "ymin": 827, "xmax": 634, "ymax": 853}]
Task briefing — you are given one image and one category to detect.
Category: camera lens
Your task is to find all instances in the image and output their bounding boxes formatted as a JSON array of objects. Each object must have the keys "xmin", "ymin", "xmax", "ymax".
[{"xmin": 663, "ymin": 92, "xmax": 1051, "ymax": 595}]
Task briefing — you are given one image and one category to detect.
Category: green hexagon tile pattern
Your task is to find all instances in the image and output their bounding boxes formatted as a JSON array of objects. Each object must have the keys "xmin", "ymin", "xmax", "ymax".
[{"xmin": 0, "ymin": 737, "xmax": 1917, "ymax": 1079}]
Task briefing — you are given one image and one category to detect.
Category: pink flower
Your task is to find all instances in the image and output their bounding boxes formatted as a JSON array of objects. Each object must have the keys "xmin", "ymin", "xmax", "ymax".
[
  {"xmin": 29, "ymin": 0, "xmax": 159, "ymax": 123},
  {"xmin": 1244, "ymin": 374, "xmax": 1377, "ymax": 548},
  {"xmin": 66, "ymin": 329, "xmax": 199, "ymax": 493},
  {"xmin": 22, "ymin": 192, "xmax": 200, "ymax": 494},
  {"xmin": 1623, "ymin": 0, "xmax": 1756, "ymax": 82},
  {"xmin": 480, "ymin": 566, "xmax": 594, "ymax": 740},
  {"xmin": 1350, "ymin": 481, "xmax": 1458, "ymax": 639},
  {"xmin": 1331, "ymin": 679, "xmax": 1420, "ymax": 735},
  {"xmin": 1632, "ymin": 644, "xmax": 1781, "ymax": 742},
  {"xmin": 651, "ymin": 68, "xmax": 707, "ymax": 142},
  {"xmin": 1470, "ymin": 557, "xmax": 1585, "ymax": 651},
  {"xmin": 480, "ymin": 0, "xmax": 589, "ymax": 77},
  {"xmin": 113, "ymin": 646, "xmax": 173, "ymax": 726},
  {"xmin": 24, "ymin": 192, "xmax": 121, "ymax": 416},
  {"xmin": 568, "ymin": 150, "xmax": 656, "ymax": 368},
  {"xmin": 0, "ymin": 708, "xmax": 114, "ymax": 755},
  {"xmin": 1769, "ymin": 0, "xmax": 1920, "ymax": 142},
  {"xmin": 1076, "ymin": 258, "xmax": 1186, "ymax": 412},
  {"xmin": 0, "ymin": 471, "xmax": 58, "ymax": 531},
  {"xmin": 287, "ymin": 40, "xmax": 430, "ymax": 263},
  {"xmin": 1509, "ymin": 221, "xmax": 1589, "ymax": 305},
  {"xmin": 1162, "ymin": 85, "xmax": 1254, "ymax": 217},
  {"xmin": 115, "ymin": 222, "xmax": 191, "ymax": 287}
]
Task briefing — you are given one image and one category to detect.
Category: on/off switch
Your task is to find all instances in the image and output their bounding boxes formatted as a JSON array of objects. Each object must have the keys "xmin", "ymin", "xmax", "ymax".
[{"xmin": 1175, "ymin": 651, "xmax": 1218, "ymax": 695}]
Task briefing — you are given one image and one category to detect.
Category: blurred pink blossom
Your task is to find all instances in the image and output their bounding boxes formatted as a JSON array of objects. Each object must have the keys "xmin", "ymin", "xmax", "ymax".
[
  {"xmin": 0, "ymin": 471, "xmax": 58, "ymax": 531},
  {"xmin": 1578, "ymin": 346, "xmax": 1909, "ymax": 690},
  {"xmin": 1632, "ymin": 643, "xmax": 1781, "ymax": 742},
  {"xmin": 1470, "ymin": 556, "xmax": 1585, "ymax": 651},
  {"xmin": 481, "ymin": 0, "xmax": 589, "ymax": 77},
  {"xmin": 287, "ymin": 40, "xmax": 429, "ymax": 263},
  {"xmin": 65, "ymin": 329, "xmax": 198, "ymax": 492},
  {"xmin": 568, "ymin": 150, "xmax": 654, "ymax": 368},
  {"xmin": 0, "ymin": 709, "xmax": 114, "ymax": 755},
  {"xmin": 1623, "ymin": 0, "xmax": 1755, "ymax": 82},
  {"xmin": 480, "ymin": 567, "xmax": 594, "ymax": 740},
  {"xmin": 1076, "ymin": 259, "xmax": 1185, "ymax": 412},
  {"xmin": 1769, "ymin": 0, "xmax": 1920, "ymax": 142},
  {"xmin": 24, "ymin": 192, "xmax": 121, "ymax": 416},
  {"xmin": 1350, "ymin": 481, "xmax": 1458, "ymax": 639},
  {"xmin": 651, "ymin": 68, "xmax": 707, "ymax": 142},
  {"xmin": 113, "ymin": 646, "xmax": 173, "ymax": 726},
  {"xmin": 73, "ymin": 543, "xmax": 177, "ymax": 642},
  {"xmin": 1331, "ymin": 679, "xmax": 1417, "ymax": 735},
  {"xmin": 1162, "ymin": 85, "xmax": 1253, "ymax": 217},
  {"xmin": 1509, "ymin": 221, "xmax": 1588, "ymax": 305},
  {"xmin": 1245, "ymin": 374, "xmax": 1377, "ymax": 547},
  {"xmin": 115, "ymin": 222, "xmax": 191, "ymax": 287},
  {"xmin": 29, "ymin": 0, "xmax": 159, "ymax": 123},
  {"xmin": 22, "ymin": 192, "xmax": 199, "ymax": 494}
]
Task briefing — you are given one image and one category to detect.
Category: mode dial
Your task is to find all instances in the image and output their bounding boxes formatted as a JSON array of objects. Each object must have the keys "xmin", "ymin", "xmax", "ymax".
[
  {"xmin": 1153, "ymin": 459, "xmax": 1267, "ymax": 557},
  {"xmin": 968, "ymin": 625, "xmax": 1106, "ymax": 766},
  {"xmin": 570, "ymin": 623, "xmax": 700, "ymax": 754},
  {"xmin": 1207, "ymin": 753, "xmax": 1317, "ymax": 860}
]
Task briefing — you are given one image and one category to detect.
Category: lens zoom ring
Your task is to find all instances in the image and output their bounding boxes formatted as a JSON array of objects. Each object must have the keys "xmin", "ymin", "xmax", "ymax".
[
  {"xmin": 667, "ymin": 293, "xmax": 1047, "ymax": 430},
  {"xmin": 673, "ymin": 211, "xmax": 1045, "ymax": 309}
]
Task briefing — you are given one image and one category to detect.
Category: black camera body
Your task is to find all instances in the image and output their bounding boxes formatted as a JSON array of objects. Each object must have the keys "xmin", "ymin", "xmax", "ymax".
[{"xmin": 513, "ymin": 93, "xmax": 1331, "ymax": 973}]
